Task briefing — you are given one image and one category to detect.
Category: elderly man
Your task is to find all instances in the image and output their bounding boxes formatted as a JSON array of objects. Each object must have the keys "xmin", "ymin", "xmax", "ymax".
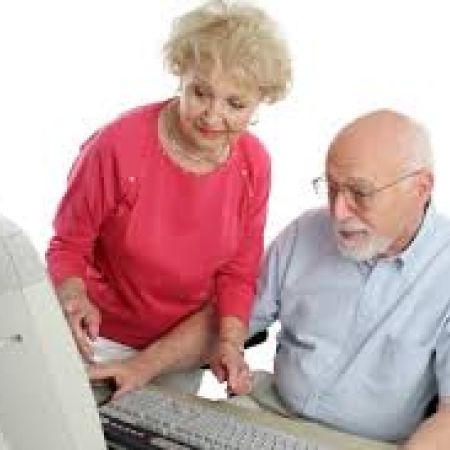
[{"xmin": 238, "ymin": 110, "xmax": 450, "ymax": 448}]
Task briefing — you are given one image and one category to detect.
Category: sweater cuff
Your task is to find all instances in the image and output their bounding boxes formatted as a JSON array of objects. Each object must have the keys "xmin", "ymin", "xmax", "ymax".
[
  {"xmin": 47, "ymin": 265, "xmax": 86, "ymax": 288},
  {"xmin": 216, "ymin": 287, "xmax": 254, "ymax": 326}
]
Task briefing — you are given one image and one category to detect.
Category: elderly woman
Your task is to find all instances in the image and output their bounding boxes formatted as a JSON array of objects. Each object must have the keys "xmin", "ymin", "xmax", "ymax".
[{"xmin": 47, "ymin": 0, "xmax": 291, "ymax": 398}]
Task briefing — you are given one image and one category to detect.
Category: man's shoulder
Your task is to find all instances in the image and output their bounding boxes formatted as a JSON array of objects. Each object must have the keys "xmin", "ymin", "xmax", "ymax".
[
  {"xmin": 417, "ymin": 207, "xmax": 450, "ymax": 255},
  {"xmin": 278, "ymin": 207, "xmax": 330, "ymax": 241},
  {"xmin": 432, "ymin": 210, "xmax": 450, "ymax": 235},
  {"xmin": 428, "ymin": 210, "xmax": 450, "ymax": 259},
  {"xmin": 270, "ymin": 207, "xmax": 332, "ymax": 256}
]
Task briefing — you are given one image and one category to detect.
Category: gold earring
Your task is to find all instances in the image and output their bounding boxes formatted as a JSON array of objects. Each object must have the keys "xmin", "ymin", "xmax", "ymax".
[
  {"xmin": 174, "ymin": 82, "xmax": 181, "ymax": 97},
  {"xmin": 250, "ymin": 114, "xmax": 259, "ymax": 126}
]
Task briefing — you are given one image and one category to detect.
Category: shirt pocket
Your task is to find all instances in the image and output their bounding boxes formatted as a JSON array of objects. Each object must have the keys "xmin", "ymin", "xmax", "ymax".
[
  {"xmin": 322, "ymin": 336, "xmax": 432, "ymax": 440},
  {"xmin": 280, "ymin": 288, "xmax": 357, "ymax": 360},
  {"xmin": 368, "ymin": 335, "xmax": 432, "ymax": 390}
]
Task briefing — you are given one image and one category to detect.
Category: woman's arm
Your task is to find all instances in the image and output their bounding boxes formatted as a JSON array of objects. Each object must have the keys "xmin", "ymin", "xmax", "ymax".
[
  {"xmin": 47, "ymin": 131, "xmax": 118, "ymax": 356},
  {"xmin": 212, "ymin": 139, "xmax": 271, "ymax": 394},
  {"xmin": 88, "ymin": 304, "xmax": 215, "ymax": 398},
  {"xmin": 56, "ymin": 276, "xmax": 101, "ymax": 360}
]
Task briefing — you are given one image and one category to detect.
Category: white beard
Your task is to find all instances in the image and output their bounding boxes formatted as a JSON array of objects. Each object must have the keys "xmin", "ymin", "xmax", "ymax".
[{"xmin": 333, "ymin": 219, "xmax": 392, "ymax": 262}]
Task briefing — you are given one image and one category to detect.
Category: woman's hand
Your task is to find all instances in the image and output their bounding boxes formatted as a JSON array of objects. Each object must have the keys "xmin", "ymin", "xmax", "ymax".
[
  {"xmin": 209, "ymin": 339, "xmax": 253, "ymax": 396},
  {"xmin": 209, "ymin": 315, "xmax": 253, "ymax": 395},
  {"xmin": 88, "ymin": 354, "xmax": 154, "ymax": 399},
  {"xmin": 56, "ymin": 277, "xmax": 101, "ymax": 361},
  {"xmin": 89, "ymin": 305, "xmax": 216, "ymax": 399}
]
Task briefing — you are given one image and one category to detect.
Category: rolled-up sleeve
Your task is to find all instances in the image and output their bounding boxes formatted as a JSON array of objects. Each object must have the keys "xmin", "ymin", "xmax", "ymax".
[
  {"xmin": 46, "ymin": 131, "xmax": 119, "ymax": 286},
  {"xmin": 215, "ymin": 148, "xmax": 271, "ymax": 326}
]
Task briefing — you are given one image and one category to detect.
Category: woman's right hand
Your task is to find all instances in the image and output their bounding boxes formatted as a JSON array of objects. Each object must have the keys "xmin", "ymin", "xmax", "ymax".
[
  {"xmin": 56, "ymin": 277, "xmax": 101, "ymax": 361},
  {"xmin": 209, "ymin": 340, "xmax": 253, "ymax": 395}
]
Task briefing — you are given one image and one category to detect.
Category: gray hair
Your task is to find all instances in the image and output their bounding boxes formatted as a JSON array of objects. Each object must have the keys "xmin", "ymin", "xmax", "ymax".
[
  {"xmin": 163, "ymin": 0, "xmax": 292, "ymax": 103},
  {"xmin": 404, "ymin": 118, "xmax": 434, "ymax": 172}
]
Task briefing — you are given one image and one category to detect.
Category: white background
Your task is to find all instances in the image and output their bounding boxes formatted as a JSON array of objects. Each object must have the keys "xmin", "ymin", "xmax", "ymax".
[{"xmin": 1, "ymin": 0, "xmax": 449, "ymax": 398}]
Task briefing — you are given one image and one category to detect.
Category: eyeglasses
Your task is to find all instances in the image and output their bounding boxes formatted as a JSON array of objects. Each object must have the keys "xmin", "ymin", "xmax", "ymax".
[{"xmin": 312, "ymin": 170, "xmax": 422, "ymax": 210}]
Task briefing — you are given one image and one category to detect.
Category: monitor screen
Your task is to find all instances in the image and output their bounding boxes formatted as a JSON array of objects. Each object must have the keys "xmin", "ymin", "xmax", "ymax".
[{"xmin": 0, "ymin": 215, "xmax": 107, "ymax": 450}]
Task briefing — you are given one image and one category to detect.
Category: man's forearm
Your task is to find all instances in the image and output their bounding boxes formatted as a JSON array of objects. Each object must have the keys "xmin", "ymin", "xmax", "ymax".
[
  {"xmin": 400, "ymin": 400, "xmax": 450, "ymax": 449},
  {"xmin": 133, "ymin": 304, "xmax": 215, "ymax": 379}
]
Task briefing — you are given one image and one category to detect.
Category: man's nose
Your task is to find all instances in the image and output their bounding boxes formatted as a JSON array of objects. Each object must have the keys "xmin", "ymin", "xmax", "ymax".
[{"xmin": 330, "ymin": 189, "xmax": 355, "ymax": 221}]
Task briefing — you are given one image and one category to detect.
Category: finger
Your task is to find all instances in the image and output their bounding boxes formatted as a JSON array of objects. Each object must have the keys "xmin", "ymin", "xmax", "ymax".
[
  {"xmin": 211, "ymin": 361, "xmax": 226, "ymax": 383},
  {"xmin": 227, "ymin": 370, "xmax": 244, "ymax": 394},
  {"xmin": 60, "ymin": 297, "xmax": 94, "ymax": 360},
  {"xmin": 229, "ymin": 380, "xmax": 251, "ymax": 396},
  {"xmin": 112, "ymin": 383, "xmax": 133, "ymax": 400},
  {"xmin": 72, "ymin": 321, "xmax": 94, "ymax": 359},
  {"xmin": 222, "ymin": 352, "xmax": 246, "ymax": 385},
  {"xmin": 84, "ymin": 309, "xmax": 101, "ymax": 340},
  {"xmin": 229, "ymin": 370, "xmax": 253, "ymax": 395},
  {"xmin": 225, "ymin": 358, "xmax": 239, "ymax": 389},
  {"xmin": 65, "ymin": 303, "xmax": 95, "ymax": 354},
  {"xmin": 88, "ymin": 363, "xmax": 117, "ymax": 381},
  {"xmin": 66, "ymin": 302, "xmax": 88, "ymax": 331},
  {"xmin": 63, "ymin": 296, "xmax": 86, "ymax": 315},
  {"xmin": 225, "ymin": 357, "xmax": 251, "ymax": 393},
  {"xmin": 79, "ymin": 342, "xmax": 95, "ymax": 362}
]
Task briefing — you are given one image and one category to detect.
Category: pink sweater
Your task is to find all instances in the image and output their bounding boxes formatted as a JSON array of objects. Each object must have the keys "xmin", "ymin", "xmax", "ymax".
[{"xmin": 47, "ymin": 101, "xmax": 270, "ymax": 349}]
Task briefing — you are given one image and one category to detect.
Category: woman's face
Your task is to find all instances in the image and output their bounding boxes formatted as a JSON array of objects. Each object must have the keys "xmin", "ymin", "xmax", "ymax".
[{"xmin": 177, "ymin": 66, "xmax": 261, "ymax": 151}]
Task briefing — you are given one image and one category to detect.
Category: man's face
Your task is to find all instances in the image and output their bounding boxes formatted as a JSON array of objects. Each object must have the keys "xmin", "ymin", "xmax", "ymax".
[{"xmin": 326, "ymin": 122, "xmax": 429, "ymax": 261}]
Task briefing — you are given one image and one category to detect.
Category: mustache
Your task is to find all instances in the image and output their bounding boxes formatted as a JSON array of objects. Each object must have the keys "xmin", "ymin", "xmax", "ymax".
[{"xmin": 334, "ymin": 220, "xmax": 370, "ymax": 234}]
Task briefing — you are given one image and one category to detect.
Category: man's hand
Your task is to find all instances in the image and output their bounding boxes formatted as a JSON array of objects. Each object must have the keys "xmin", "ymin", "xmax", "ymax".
[
  {"xmin": 56, "ymin": 277, "xmax": 101, "ymax": 360},
  {"xmin": 88, "ymin": 354, "xmax": 154, "ymax": 399},
  {"xmin": 399, "ymin": 401, "xmax": 450, "ymax": 449},
  {"xmin": 209, "ymin": 340, "xmax": 253, "ymax": 395}
]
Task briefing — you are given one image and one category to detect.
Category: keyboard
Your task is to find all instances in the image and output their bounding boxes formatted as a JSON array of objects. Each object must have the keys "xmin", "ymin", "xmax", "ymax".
[{"xmin": 99, "ymin": 387, "xmax": 337, "ymax": 450}]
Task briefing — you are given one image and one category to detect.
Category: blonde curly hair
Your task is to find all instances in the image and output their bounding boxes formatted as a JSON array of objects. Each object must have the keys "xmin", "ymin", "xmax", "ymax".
[{"xmin": 163, "ymin": 0, "xmax": 292, "ymax": 103}]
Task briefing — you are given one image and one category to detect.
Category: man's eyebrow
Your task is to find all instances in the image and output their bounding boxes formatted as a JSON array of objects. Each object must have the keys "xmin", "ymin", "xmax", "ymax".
[
  {"xmin": 346, "ymin": 177, "xmax": 375, "ymax": 187},
  {"xmin": 327, "ymin": 174, "xmax": 375, "ymax": 186}
]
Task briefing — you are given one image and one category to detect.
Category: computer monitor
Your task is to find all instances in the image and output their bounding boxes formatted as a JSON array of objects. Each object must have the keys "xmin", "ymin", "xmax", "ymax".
[{"xmin": 0, "ymin": 215, "xmax": 107, "ymax": 450}]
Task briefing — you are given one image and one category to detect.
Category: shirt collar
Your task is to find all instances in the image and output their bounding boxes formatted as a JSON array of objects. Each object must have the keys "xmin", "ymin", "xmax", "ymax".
[{"xmin": 388, "ymin": 202, "xmax": 436, "ymax": 270}]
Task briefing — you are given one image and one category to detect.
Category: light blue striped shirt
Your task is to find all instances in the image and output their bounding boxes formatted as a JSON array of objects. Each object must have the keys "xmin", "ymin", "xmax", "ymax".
[{"xmin": 250, "ymin": 206, "xmax": 450, "ymax": 442}]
